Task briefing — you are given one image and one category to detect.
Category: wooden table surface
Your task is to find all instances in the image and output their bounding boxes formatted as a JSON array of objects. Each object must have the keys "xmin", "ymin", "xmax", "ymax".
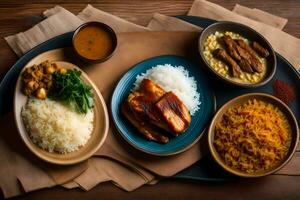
[{"xmin": 1, "ymin": 0, "xmax": 300, "ymax": 199}]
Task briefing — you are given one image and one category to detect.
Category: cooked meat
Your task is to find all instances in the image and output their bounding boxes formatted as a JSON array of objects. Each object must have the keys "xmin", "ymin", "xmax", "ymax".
[
  {"xmin": 235, "ymin": 39, "xmax": 257, "ymax": 57},
  {"xmin": 221, "ymin": 36, "xmax": 241, "ymax": 61},
  {"xmin": 155, "ymin": 92, "xmax": 191, "ymax": 136},
  {"xmin": 221, "ymin": 36, "xmax": 263, "ymax": 73},
  {"xmin": 139, "ymin": 78, "xmax": 165, "ymax": 101},
  {"xmin": 121, "ymin": 102, "xmax": 169, "ymax": 144},
  {"xmin": 239, "ymin": 59, "xmax": 253, "ymax": 73},
  {"xmin": 213, "ymin": 48, "xmax": 242, "ymax": 77},
  {"xmin": 125, "ymin": 78, "xmax": 192, "ymax": 142},
  {"xmin": 235, "ymin": 43, "xmax": 263, "ymax": 73},
  {"xmin": 128, "ymin": 79, "xmax": 170, "ymax": 132},
  {"xmin": 252, "ymin": 41, "xmax": 270, "ymax": 58},
  {"xmin": 128, "ymin": 92, "xmax": 171, "ymax": 132},
  {"xmin": 234, "ymin": 39, "xmax": 263, "ymax": 73}
]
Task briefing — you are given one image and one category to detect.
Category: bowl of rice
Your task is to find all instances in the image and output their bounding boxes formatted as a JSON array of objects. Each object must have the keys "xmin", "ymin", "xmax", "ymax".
[
  {"xmin": 14, "ymin": 61, "xmax": 109, "ymax": 165},
  {"xmin": 208, "ymin": 93, "xmax": 299, "ymax": 177}
]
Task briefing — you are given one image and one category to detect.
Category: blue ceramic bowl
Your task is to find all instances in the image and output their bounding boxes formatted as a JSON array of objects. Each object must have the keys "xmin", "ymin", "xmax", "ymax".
[{"xmin": 111, "ymin": 55, "xmax": 216, "ymax": 156}]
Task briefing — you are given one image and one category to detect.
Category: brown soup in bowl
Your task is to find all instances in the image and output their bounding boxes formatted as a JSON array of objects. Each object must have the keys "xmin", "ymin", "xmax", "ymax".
[{"xmin": 73, "ymin": 22, "xmax": 117, "ymax": 62}]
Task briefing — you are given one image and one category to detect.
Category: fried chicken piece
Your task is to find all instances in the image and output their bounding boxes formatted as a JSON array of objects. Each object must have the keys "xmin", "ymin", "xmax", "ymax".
[
  {"xmin": 121, "ymin": 102, "xmax": 169, "ymax": 144},
  {"xmin": 213, "ymin": 48, "xmax": 242, "ymax": 77},
  {"xmin": 252, "ymin": 41, "xmax": 270, "ymax": 58},
  {"xmin": 139, "ymin": 78, "xmax": 165, "ymax": 100},
  {"xmin": 155, "ymin": 92, "xmax": 191, "ymax": 136},
  {"xmin": 128, "ymin": 79, "xmax": 170, "ymax": 132}
]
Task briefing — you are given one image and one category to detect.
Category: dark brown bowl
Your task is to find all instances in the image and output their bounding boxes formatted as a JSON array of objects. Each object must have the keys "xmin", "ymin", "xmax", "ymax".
[
  {"xmin": 199, "ymin": 21, "xmax": 276, "ymax": 88},
  {"xmin": 208, "ymin": 93, "xmax": 299, "ymax": 178},
  {"xmin": 72, "ymin": 21, "xmax": 117, "ymax": 63}
]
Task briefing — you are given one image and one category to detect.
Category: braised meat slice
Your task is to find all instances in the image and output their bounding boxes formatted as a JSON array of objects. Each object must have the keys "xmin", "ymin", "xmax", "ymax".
[
  {"xmin": 235, "ymin": 39, "xmax": 257, "ymax": 57},
  {"xmin": 234, "ymin": 39, "xmax": 263, "ymax": 73},
  {"xmin": 239, "ymin": 59, "xmax": 253, "ymax": 73},
  {"xmin": 128, "ymin": 79, "xmax": 170, "ymax": 132},
  {"xmin": 155, "ymin": 92, "xmax": 191, "ymax": 136},
  {"xmin": 221, "ymin": 35, "xmax": 241, "ymax": 61},
  {"xmin": 236, "ymin": 45, "xmax": 263, "ymax": 73},
  {"xmin": 221, "ymin": 36, "xmax": 263, "ymax": 73},
  {"xmin": 252, "ymin": 41, "xmax": 270, "ymax": 58},
  {"xmin": 213, "ymin": 48, "xmax": 242, "ymax": 77},
  {"xmin": 121, "ymin": 102, "xmax": 169, "ymax": 144}
]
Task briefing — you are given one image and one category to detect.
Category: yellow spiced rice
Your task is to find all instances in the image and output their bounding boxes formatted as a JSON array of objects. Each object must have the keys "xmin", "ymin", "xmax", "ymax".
[{"xmin": 214, "ymin": 99, "xmax": 291, "ymax": 174}]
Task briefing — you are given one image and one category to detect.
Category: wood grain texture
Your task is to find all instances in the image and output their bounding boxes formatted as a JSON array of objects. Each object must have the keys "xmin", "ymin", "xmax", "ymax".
[{"xmin": 0, "ymin": 0, "xmax": 300, "ymax": 199}]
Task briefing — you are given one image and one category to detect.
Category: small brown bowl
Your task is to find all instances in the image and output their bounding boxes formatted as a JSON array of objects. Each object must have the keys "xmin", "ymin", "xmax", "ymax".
[
  {"xmin": 199, "ymin": 21, "xmax": 276, "ymax": 88},
  {"xmin": 72, "ymin": 21, "xmax": 117, "ymax": 63},
  {"xmin": 208, "ymin": 93, "xmax": 299, "ymax": 178}
]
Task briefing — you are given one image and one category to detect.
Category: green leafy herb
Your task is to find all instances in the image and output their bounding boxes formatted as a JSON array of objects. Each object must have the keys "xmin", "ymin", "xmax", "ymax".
[{"xmin": 49, "ymin": 69, "xmax": 94, "ymax": 114}]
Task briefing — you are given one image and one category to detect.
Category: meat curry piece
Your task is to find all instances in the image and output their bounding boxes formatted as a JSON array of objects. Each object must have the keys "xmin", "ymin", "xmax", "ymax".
[
  {"xmin": 252, "ymin": 41, "xmax": 270, "ymax": 58},
  {"xmin": 221, "ymin": 35, "xmax": 241, "ymax": 61},
  {"xmin": 235, "ymin": 39, "xmax": 257, "ymax": 58},
  {"xmin": 155, "ymin": 92, "xmax": 191, "ymax": 136},
  {"xmin": 221, "ymin": 36, "xmax": 263, "ymax": 73},
  {"xmin": 239, "ymin": 59, "xmax": 253, "ymax": 73},
  {"xmin": 121, "ymin": 102, "xmax": 169, "ymax": 144},
  {"xmin": 21, "ymin": 60, "xmax": 66, "ymax": 99},
  {"xmin": 213, "ymin": 48, "xmax": 242, "ymax": 77},
  {"xmin": 235, "ymin": 44, "xmax": 263, "ymax": 73},
  {"xmin": 234, "ymin": 39, "xmax": 263, "ymax": 73}
]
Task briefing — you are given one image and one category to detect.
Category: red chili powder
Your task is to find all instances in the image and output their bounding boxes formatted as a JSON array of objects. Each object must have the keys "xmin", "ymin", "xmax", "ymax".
[{"xmin": 272, "ymin": 80, "xmax": 295, "ymax": 104}]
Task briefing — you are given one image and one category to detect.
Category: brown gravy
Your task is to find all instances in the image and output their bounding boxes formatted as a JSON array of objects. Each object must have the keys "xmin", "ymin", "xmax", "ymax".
[{"xmin": 74, "ymin": 25, "xmax": 114, "ymax": 60}]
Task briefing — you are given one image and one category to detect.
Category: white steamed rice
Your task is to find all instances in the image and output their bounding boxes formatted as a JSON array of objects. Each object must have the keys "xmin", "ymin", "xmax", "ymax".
[
  {"xmin": 21, "ymin": 98, "xmax": 94, "ymax": 153},
  {"xmin": 134, "ymin": 64, "xmax": 201, "ymax": 115}
]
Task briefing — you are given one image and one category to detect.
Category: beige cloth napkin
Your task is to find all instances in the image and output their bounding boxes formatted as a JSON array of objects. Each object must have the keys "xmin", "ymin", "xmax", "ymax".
[{"xmin": 2, "ymin": 1, "xmax": 300, "ymax": 198}]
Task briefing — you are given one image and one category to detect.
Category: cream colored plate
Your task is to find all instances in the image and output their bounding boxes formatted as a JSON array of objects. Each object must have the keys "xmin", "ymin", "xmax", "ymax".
[{"xmin": 14, "ymin": 58, "xmax": 109, "ymax": 165}]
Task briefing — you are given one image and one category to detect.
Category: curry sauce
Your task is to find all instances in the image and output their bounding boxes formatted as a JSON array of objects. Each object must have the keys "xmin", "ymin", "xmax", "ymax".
[{"xmin": 74, "ymin": 25, "xmax": 115, "ymax": 60}]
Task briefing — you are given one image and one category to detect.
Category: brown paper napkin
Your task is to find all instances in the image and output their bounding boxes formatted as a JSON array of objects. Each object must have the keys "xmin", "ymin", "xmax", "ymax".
[
  {"xmin": 147, "ymin": 13, "xmax": 202, "ymax": 32},
  {"xmin": 77, "ymin": 4, "xmax": 149, "ymax": 32},
  {"xmin": 232, "ymin": 4, "xmax": 288, "ymax": 30},
  {"xmin": 5, "ymin": 6, "xmax": 83, "ymax": 57},
  {"xmin": 2, "ymin": 1, "xmax": 300, "ymax": 198},
  {"xmin": 0, "ymin": 113, "xmax": 88, "ymax": 198}
]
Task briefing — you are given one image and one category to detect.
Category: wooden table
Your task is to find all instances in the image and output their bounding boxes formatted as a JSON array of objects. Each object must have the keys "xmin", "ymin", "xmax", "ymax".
[{"xmin": 0, "ymin": 0, "xmax": 299, "ymax": 199}]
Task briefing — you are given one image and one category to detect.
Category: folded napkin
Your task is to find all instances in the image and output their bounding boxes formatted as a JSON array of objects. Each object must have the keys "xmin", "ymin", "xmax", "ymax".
[{"xmin": 2, "ymin": 0, "xmax": 300, "ymax": 198}]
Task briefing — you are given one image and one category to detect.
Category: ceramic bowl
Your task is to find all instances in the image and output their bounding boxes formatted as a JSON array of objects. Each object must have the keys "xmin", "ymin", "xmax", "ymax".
[
  {"xmin": 208, "ymin": 93, "xmax": 299, "ymax": 177},
  {"xmin": 14, "ymin": 61, "xmax": 109, "ymax": 165},
  {"xmin": 72, "ymin": 21, "xmax": 117, "ymax": 63},
  {"xmin": 199, "ymin": 21, "xmax": 276, "ymax": 88}
]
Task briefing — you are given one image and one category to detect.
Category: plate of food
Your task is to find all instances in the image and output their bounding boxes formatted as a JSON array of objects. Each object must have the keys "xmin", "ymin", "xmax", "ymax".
[
  {"xmin": 14, "ymin": 58, "xmax": 109, "ymax": 165},
  {"xmin": 199, "ymin": 21, "xmax": 276, "ymax": 88},
  {"xmin": 208, "ymin": 93, "xmax": 299, "ymax": 177},
  {"xmin": 0, "ymin": 16, "xmax": 299, "ymax": 181},
  {"xmin": 111, "ymin": 55, "xmax": 216, "ymax": 156}
]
